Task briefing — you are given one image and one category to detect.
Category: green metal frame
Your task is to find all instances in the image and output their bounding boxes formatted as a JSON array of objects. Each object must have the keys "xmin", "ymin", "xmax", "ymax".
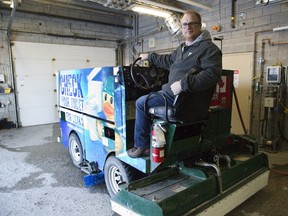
[{"xmin": 112, "ymin": 70, "xmax": 269, "ymax": 215}]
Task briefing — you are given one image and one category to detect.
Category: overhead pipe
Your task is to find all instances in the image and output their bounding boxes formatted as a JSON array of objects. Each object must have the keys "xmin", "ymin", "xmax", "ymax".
[
  {"xmin": 30, "ymin": 0, "xmax": 132, "ymax": 18},
  {"xmin": 272, "ymin": 41, "xmax": 288, "ymax": 45},
  {"xmin": 176, "ymin": 0, "xmax": 212, "ymax": 11},
  {"xmin": 136, "ymin": 0, "xmax": 185, "ymax": 13},
  {"xmin": 10, "ymin": 29, "xmax": 120, "ymax": 42},
  {"xmin": 0, "ymin": 7, "xmax": 133, "ymax": 29}
]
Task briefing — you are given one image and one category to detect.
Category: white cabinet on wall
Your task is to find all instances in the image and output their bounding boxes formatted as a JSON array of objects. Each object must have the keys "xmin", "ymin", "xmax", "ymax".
[{"xmin": 12, "ymin": 41, "xmax": 116, "ymax": 127}]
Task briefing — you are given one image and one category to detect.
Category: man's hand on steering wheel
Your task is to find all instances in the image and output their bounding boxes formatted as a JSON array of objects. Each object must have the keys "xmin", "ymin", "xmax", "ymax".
[
  {"xmin": 130, "ymin": 56, "xmax": 160, "ymax": 90},
  {"xmin": 139, "ymin": 53, "xmax": 149, "ymax": 61}
]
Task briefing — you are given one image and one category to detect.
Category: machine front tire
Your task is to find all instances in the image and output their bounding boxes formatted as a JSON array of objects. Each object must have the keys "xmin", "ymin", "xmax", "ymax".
[
  {"xmin": 68, "ymin": 133, "xmax": 84, "ymax": 168},
  {"xmin": 104, "ymin": 156, "xmax": 137, "ymax": 196}
]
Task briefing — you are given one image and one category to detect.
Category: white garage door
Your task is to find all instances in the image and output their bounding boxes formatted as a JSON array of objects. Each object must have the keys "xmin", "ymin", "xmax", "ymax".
[{"xmin": 12, "ymin": 41, "xmax": 116, "ymax": 127}]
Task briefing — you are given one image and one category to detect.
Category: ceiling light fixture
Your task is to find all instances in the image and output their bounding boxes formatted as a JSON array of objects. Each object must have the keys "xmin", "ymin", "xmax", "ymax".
[
  {"xmin": 131, "ymin": 5, "xmax": 172, "ymax": 18},
  {"xmin": 2, "ymin": 0, "xmax": 21, "ymax": 8},
  {"xmin": 2, "ymin": 0, "xmax": 13, "ymax": 7},
  {"xmin": 136, "ymin": 0, "xmax": 185, "ymax": 13},
  {"xmin": 2, "ymin": 0, "xmax": 11, "ymax": 4},
  {"xmin": 176, "ymin": 0, "xmax": 212, "ymax": 11},
  {"xmin": 273, "ymin": 26, "xmax": 288, "ymax": 31}
]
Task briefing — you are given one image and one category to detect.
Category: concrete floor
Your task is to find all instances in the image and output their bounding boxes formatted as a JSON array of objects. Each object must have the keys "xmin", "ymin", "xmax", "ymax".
[{"xmin": 0, "ymin": 123, "xmax": 287, "ymax": 216}]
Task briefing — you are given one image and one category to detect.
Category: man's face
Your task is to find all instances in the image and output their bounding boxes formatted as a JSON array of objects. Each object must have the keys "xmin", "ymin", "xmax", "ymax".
[{"xmin": 181, "ymin": 13, "xmax": 202, "ymax": 42}]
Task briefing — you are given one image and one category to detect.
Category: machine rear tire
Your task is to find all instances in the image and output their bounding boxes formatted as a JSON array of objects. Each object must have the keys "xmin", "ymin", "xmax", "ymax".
[
  {"xmin": 68, "ymin": 133, "xmax": 84, "ymax": 167},
  {"xmin": 104, "ymin": 156, "xmax": 139, "ymax": 196}
]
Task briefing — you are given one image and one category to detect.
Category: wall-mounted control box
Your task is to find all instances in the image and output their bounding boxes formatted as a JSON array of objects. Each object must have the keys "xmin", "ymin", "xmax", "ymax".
[
  {"xmin": 0, "ymin": 74, "xmax": 5, "ymax": 83},
  {"xmin": 266, "ymin": 66, "xmax": 281, "ymax": 83}
]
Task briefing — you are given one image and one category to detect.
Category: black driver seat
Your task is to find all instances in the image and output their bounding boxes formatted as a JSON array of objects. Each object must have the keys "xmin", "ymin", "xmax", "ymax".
[
  {"xmin": 147, "ymin": 86, "xmax": 215, "ymax": 124},
  {"xmin": 147, "ymin": 67, "xmax": 216, "ymax": 124}
]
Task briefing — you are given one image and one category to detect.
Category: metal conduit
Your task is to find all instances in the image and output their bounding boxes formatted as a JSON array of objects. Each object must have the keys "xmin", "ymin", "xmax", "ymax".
[
  {"xmin": 1, "ymin": 7, "xmax": 133, "ymax": 29},
  {"xmin": 6, "ymin": 0, "xmax": 20, "ymax": 127},
  {"xmin": 7, "ymin": 0, "xmax": 17, "ymax": 38}
]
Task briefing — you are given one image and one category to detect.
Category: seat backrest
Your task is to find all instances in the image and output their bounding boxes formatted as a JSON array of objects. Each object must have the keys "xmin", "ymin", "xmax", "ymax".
[
  {"xmin": 173, "ymin": 86, "xmax": 215, "ymax": 123},
  {"xmin": 147, "ymin": 86, "xmax": 215, "ymax": 123},
  {"xmin": 147, "ymin": 67, "xmax": 217, "ymax": 123}
]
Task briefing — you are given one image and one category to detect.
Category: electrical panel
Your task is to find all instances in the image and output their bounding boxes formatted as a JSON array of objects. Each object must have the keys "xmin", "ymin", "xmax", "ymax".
[
  {"xmin": 0, "ymin": 74, "xmax": 5, "ymax": 83},
  {"xmin": 264, "ymin": 97, "xmax": 275, "ymax": 108},
  {"xmin": 266, "ymin": 66, "xmax": 281, "ymax": 83}
]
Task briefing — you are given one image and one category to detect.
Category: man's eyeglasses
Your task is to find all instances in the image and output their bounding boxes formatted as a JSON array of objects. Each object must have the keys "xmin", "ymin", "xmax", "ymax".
[{"xmin": 181, "ymin": 22, "xmax": 201, "ymax": 29}]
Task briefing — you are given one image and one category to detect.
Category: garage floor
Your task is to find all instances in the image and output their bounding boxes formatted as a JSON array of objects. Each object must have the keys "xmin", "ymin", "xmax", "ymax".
[{"xmin": 0, "ymin": 123, "xmax": 287, "ymax": 216}]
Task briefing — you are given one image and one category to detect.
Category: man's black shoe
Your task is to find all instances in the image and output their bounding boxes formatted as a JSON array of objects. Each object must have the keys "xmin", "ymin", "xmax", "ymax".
[{"xmin": 127, "ymin": 147, "xmax": 149, "ymax": 158}]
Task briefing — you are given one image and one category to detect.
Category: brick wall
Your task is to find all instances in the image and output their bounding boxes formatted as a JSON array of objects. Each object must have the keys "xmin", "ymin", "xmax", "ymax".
[
  {"xmin": 0, "ymin": 0, "xmax": 287, "ymax": 147},
  {"xmin": 128, "ymin": 0, "xmax": 288, "ymax": 149},
  {"xmin": 0, "ymin": 1, "xmax": 133, "ymax": 126}
]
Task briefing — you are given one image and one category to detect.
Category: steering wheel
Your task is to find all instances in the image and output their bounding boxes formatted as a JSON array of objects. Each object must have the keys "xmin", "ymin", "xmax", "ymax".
[{"xmin": 130, "ymin": 57, "xmax": 160, "ymax": 90}]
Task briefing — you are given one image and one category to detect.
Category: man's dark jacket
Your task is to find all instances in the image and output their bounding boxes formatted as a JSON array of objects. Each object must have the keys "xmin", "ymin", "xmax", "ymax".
[{"xmin": 148, "ymin": 29, "xmax": 222, "ymax": 97}]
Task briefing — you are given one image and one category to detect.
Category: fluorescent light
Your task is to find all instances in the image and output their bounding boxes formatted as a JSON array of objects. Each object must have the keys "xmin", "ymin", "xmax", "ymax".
[
  {"xmin": 2, "ymin": 0, "xmax": 15, "ymax": 8},
  {"xmin": 131, "ymin": 5, "xmax": 172, "ymax": 18},
  {"xmin": 273, "ymin": 26, "xmax": 288, "ymax": 32},
  {"xmin": 136, "ymin": 0, "xmax": 185, "ymax": 13},
  {"xmin": 176, "ymin": 0, "xmax": 212, "ymax": 11},
  {"xmin": 2, "ymin": 1, "xmax": 11, "ymax": 3}
]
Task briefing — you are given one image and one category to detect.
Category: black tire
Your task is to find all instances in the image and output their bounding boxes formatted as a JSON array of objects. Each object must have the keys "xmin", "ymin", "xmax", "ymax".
[
  {"xmin": 104, "ymin": 156, "xmax": 140, "ymax": 196},
  {"xmin": 68, "ymin": 133, "xmax": 84, "ymax": 167}
]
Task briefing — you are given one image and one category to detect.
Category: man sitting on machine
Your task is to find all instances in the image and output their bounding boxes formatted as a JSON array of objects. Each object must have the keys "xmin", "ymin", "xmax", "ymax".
[{"xmin": 128, "ymin": 10, "xmax": 222, "ymax": 158}]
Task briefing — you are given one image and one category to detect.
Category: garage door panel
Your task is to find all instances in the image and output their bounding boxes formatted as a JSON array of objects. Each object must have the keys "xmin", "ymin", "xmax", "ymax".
[
  {"xmin": 53, "ymin": 46, "xmax": 115, "ymax": 61},
  {"xmin": 13, "ymin": 43, "xmax": 115, "ymax": 61},
  {"xmin": 18, "ymin": 106, "xmax": 58, "ymax": 127},
  {"xmin": 12, "ymin": 41, "xmax": 115, "ymax": 126},
  {"xmin": 14, "ymin": 60, "xmax": 53, "ymax": 76},
  {"xmin": 16, "ymin": 76, "xmax": 56, "ymax": 92},
  {"xmin": 18, "ymin": 91, "xmax": 56, "ymax": 108},
  {"xmin": 89, "ymin": 60, "xmax": 116, "ymax": 67},
  {"xmin": 13, "ymin": 45, "xmax": 53, "ymax": 60},
  {"xmin": 53, "ymin": 60, "xmax": 91, "ymax": 71},
  {"xmin": 14, "ymin": 59, "xmax": 95, "ymax": 76}
]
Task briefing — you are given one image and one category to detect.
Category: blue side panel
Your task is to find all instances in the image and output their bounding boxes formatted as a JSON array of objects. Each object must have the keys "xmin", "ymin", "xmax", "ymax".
[
  {"xmin": 114, "ymin": 67, "xmax": 126, "ymax": 156},
  {"xmin": 58, "ymin": 66, "xmax": 127, "ymax": 171},
  {"xmin": 83, "ymin": 115, "xmax": 111, "ymax": 171},
  {"xmin": 59, "ymin": 108, "xmax": 85, "ymax": 150},
  {"xmin": 59, "ymin": 67, "xmax": 116, "ymax": 120},
  {"xmin": 60, "ymin": 119, "xmax": 69, "ymax": 149}
]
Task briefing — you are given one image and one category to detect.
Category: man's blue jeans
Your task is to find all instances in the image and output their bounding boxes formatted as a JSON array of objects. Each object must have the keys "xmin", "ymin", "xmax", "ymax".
[{"xmin": 134, "ymin": 90, "xmax": 175, "ymax": 148}]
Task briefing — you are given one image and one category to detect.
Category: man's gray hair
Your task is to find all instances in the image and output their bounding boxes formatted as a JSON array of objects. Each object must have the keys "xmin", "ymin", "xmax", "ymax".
[{"xmin": 182, "ymin": 10, "xmax": 202, "ymax": 24}]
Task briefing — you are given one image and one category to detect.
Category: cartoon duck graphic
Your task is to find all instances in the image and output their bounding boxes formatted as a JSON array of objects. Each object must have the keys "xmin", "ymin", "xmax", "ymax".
[
  {"xmin": 103, "ymin": 76, "xmax": 115, "ymax": 122},
  {"xmin": 102, "ymin": 76, "xmax": 123, "ymax": 153}
]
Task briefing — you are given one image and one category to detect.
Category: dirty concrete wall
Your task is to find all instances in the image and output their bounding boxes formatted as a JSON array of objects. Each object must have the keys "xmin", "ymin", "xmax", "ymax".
[
  {"xmin": 0, "ymin": 0, "xmax": 287, "ymax": 149},
  {"xmin": 127, "ymin": 0, "xmax": 288, "ymax": 149},
  {"xmin": 0, "ymin": 1, "xmax": 133, "ymax": 127}
]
